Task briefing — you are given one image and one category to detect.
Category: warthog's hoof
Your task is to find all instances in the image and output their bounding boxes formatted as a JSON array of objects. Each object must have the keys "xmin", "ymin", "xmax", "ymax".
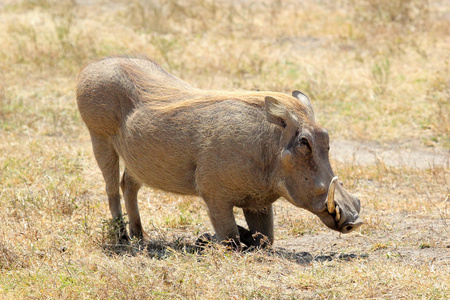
[
  {"xmin": 195, "ymin": 228, "xmax": 272, "ymax": 252},
  {"xmin": 129, "ymin": 230, "xmax": 150, "ymax": 243},
  {"xmin": 195, "ymin": 233, "xmax": 218, "ymax": 250},
  {"xmin": 195, "ymin": 232, "xmax": 241, "ymax": 251},
  {"xmin": 238, "ymin": 225, "xmax": 271, "ymax": 250}
]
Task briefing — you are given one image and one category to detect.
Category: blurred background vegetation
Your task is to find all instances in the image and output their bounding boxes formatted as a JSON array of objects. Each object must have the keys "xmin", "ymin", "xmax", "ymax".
[{"xmin": 0, "ymin": 0, "xmax": 448, "ymax": 146}]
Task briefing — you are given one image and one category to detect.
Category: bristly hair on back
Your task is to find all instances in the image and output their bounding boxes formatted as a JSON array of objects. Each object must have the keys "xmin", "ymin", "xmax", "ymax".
[{"xmin": 116, "ymin": 56, "xmax": 308, "ymax": 117}]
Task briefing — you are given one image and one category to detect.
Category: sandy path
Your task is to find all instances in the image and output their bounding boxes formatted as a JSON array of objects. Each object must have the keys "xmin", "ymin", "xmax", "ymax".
[{"xmin": 331, "ymin": 140, "xmax": 449, "ymax": 169}]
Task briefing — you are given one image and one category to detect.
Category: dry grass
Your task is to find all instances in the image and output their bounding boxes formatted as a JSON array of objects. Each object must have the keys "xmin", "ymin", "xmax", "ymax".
[{"xmin": 0, "ymin": 0, "xmax": 449, "ymax": 298}]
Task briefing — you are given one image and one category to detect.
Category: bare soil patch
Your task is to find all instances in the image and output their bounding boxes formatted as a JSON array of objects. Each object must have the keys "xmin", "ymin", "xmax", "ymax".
[
  {"xmin": 331, "ymin": 139, "xmax": 449, "ymax": 169},
  {"xmin": 277, "ymin": 211, "xmax": 449, "ymax": 266}
]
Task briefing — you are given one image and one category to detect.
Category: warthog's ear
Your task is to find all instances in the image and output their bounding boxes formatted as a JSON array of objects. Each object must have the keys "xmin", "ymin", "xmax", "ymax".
[
  {"xmin": 265, "ymin": 96, "xmax": 296, "ymax": 129},
  {"xmin": 265, "ymin": 96, "xmax": 299, "ymax": 147},
  {"xmin": 292, "ymin": 90, "xmax": 314, "ymax": 121}
]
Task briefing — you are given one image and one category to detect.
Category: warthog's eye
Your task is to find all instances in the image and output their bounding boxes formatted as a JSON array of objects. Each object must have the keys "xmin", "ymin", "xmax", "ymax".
[{"xmin": 299, "ymin": 137, "xmax": 312, "ymax": 152}]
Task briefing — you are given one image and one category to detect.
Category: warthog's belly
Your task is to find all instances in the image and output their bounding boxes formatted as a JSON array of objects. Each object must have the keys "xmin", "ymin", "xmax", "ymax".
[{"xmin": 112, "ymin": 110, "xmax": 200, "ymax": 195}]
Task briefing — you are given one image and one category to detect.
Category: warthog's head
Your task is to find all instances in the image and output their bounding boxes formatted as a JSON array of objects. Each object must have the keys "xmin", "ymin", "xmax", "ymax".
[{"xmin": 266, "ymin": 91, "xmax": 363, "ymax": 233}]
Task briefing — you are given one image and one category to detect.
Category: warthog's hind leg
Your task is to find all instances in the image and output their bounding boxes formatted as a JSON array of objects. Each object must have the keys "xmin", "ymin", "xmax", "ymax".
[
  {"xmin": 90, "ymin": 134, "xmax": 127, "ymax": 241},
  {"xmin": 120, "ymin": 170, "xmax": 148, "ymax": 240}
]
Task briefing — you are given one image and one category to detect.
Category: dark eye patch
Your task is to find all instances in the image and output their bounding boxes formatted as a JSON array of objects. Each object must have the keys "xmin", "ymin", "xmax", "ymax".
[{"xmin": 299, "ymin": 137, "xmax": 312, "ymax": 151}]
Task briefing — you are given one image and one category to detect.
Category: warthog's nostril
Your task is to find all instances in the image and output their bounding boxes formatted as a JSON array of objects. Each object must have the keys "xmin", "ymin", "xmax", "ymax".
[{"xmin": 341, "ymin": 217, "xmax": 363, "ymax": 233}]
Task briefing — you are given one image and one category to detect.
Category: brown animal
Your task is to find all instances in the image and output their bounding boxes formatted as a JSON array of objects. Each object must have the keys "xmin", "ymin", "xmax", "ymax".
[{"xmin": 76, "ymin": 56, "xmax": 363, "ymax": 249}]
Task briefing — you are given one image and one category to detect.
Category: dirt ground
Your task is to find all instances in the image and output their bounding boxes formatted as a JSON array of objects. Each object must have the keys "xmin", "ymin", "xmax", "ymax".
[
  {"xmin": 331, "ymin": 140, "xmax": 449, "ymax": 169},
  {"xmin": 277, "ymin": 202, "xmax": 450, "ymax": 266}
]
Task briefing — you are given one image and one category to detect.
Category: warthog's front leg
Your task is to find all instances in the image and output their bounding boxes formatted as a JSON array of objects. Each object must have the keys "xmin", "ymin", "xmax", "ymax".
[
  {"xmin": 205, "ymin": 200, "xmax": 241, "ymax": 250},
  {"xmin": 240, "ymin": 205, "xmax": 274, "ymax": 249}
]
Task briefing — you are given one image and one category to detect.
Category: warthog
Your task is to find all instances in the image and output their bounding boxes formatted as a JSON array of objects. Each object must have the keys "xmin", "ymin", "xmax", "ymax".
[{"xmin": 76, "ymin": 56, "xmax": 363, "ymax": 249}]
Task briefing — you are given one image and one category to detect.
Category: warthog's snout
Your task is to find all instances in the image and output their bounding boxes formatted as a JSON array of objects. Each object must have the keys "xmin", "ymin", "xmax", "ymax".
[
  {"xmin": 340, "ymin": 216, "xmax": 364, "ymax": 233},
  {"xmin": 322, "ymin": 177, "xmax": 363, "ymax": 234}
]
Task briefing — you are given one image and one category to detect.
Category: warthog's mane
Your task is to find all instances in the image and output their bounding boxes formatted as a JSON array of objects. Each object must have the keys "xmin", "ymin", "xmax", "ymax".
[{"xmin": 117, "ymin": 56, "xmax": 308, "ymax": 118}]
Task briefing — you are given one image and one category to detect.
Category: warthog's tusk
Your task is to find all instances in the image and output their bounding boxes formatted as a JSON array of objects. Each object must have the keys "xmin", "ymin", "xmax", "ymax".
[
  {"xmin": 326, "ymin": 176, "xmax": 338, "ymax": 216},
  {"xmin": 335, "ymin": 204, "xmax": 341, "ymax": 222}
]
